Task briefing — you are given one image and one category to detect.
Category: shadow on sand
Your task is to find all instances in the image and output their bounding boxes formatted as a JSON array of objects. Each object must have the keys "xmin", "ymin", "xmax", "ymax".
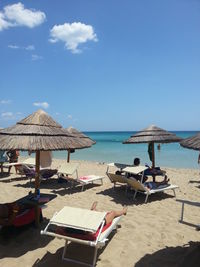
[
  {"xmin": 0, "ymin": 218, "xmax": 53, "ymax": 259},
  {"xmin": 135, "ymin": 241, "xmax": 200, "ymax": 267},
  {"xmin": 96, "ymin": 186, "xmax": 174, "ymax": 205},
  {"xmin": 32, "ymin": 231, "xmax": 116, "ymax": 267}
]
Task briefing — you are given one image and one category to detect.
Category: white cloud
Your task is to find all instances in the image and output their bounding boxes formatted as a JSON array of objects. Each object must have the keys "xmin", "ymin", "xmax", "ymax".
[
  {"xmin": 0, "ymin": 99, "xmax": 11, "ymax": 104},
  {"xmin": 8, "ymin": 44, "xmax": 19, "ymax": 49},
  {"xmin": 8, "ymin": 44, "xmax": 35, "ymax": 51},
  {"xmin": 67, "ymin": 114, "xmax": 72, "ymax": 119},
  {"xmin": 0, "ymin": 2, "xmax": 46, "ymax": 31},
  {"xmin": 25, "ymin": 45, "xmax": 35, "ymax": 50},
  {"xmin": 31, "ymin": 54, "xmax": 42, "ymax": 61},
  {"xmin": 49, "ymin": 22, "xmax": 98, "ymax": 53},
  {"xmin": 33, "ymin": 102, "xmax": 49, "ymax": 109},
  {"xmin": 1, "ymin": 112, "xmax": 14, "ymax": 119},
  {"xmin": 0, "ymin": 12, "xmax": 12, "ymax": 31}
]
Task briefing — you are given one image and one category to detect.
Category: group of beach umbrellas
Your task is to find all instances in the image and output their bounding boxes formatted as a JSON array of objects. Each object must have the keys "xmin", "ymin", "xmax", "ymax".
[
  {"xmin": 0, "ymin": 109, "xmax": 95, "ymax": 192},
  {"xmin": 0, "ymin": 109, "xmax": 199, "ymax": 193}
]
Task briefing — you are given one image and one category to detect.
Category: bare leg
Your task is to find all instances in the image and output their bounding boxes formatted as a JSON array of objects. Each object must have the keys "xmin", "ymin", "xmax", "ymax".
[
  {"xmin": 105, "ymin": 206, "xmax": 127, "ymax": 225},
  {"xmin": 91, "ymin": 201, "xmax": 98, "ymax": 211}
]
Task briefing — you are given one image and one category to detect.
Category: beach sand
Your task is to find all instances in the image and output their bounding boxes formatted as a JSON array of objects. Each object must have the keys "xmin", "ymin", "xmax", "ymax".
[{"xmin": 0, "ymin": 158, "xmax": 200, "ymax": 267}]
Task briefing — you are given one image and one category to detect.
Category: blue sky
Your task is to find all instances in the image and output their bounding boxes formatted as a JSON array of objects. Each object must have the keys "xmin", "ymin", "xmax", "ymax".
[{"xmin": 0, "ymin": 0, "xmax": 199, "ymax": 131}]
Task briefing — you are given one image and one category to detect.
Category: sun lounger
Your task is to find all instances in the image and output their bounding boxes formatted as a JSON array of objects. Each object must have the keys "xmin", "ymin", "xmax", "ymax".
[
  {"xmin": 77, "ymin": 175, "xmax": 104, "ymax": 191},
  {"xmin": 57, "ymin": 162, "xmax": 79, "ymax": 179},
  {"xmin": 106, "ymin": 162, "xmax": 131, "ymax": 173},
  {"xmin": 41, "ymin": 206, "xmax": 122, "ymax": 267},
  {"xmin": 107, "ymin": 172, "xmax": 128, "ymax": 189},
  {"xmin": 176, "ymin": 199, "xmax": 200, "ymax": 228},
  {"xmin": 127, "ymin": 178, "xmax": 179, "ymax": 203},
  {"xmin": 57, "ymin": 163, "xmax": 104, "ymax": 191}
]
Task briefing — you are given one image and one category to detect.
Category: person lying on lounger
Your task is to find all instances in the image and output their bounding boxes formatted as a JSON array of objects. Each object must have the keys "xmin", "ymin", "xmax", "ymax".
[
  {"xmin": 143, "ymin": 175, "xmax": 170, "ymax": 190},
  {"xmin": 90, "ymin": 201, "xmax": 127, "ymax": 225},
  {"xmin": 55, "ymin": 202, "xmax": 127, "ymax": 238}
]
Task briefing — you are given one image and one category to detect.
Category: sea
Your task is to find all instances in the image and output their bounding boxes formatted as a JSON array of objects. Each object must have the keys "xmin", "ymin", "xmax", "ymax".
[{"xmin": 50, "ymin": 131, "xmax": 200, "ymax": 169}]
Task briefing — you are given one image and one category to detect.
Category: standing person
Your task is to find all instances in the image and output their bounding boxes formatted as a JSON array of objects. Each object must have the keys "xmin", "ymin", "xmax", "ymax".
[
  {"xmin": 198, "ymin": 152, "xmax": 200, "ymax": 174},
  {"xmin": 7, "ymin": 150, "xmax": 20, "ymax": 174}
]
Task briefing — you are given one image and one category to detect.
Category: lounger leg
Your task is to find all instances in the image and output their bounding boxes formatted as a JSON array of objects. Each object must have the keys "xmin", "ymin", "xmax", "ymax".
[
  {"xmin": 145, "ymin": 194, "xmax": 149, "ymax": 203},
  {"xmin": 133, "ymin": 190, "xmax": 137, "ymax": 199},
  {"xmin": 180, "ymin": 203, "xmax": 184, "ymax": 222},
  {"xmin": 92, "ymin": 247, "xmax": 98, "ymax": 267},
  {"xmin": 62, "ymin": 240, "xmax": 69, "ymax": 260},
  {"xmin": 172, "ymin": 189, "xmax": 176, "ymax": 197}
]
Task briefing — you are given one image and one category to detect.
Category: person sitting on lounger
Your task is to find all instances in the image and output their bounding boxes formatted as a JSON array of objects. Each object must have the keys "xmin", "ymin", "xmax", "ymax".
[{"xmin": 126, "ymin": 157, "xmax": 148, "ymax": 183}]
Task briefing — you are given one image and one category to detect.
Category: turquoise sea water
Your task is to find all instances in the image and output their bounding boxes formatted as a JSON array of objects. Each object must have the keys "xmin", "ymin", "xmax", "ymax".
[{"xmin": 51, "ymin": 131, "xmax": 200, "ymax": 169}]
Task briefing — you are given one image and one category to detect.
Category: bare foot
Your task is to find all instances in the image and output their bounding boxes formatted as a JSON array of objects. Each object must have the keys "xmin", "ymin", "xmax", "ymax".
[
  {"xmin": 91, "ymin": 201, "xmax": 98, "ymax": 211},
  {"xmin": 123, "ymin": 206, "xmax": 128, "ymax": 215}
]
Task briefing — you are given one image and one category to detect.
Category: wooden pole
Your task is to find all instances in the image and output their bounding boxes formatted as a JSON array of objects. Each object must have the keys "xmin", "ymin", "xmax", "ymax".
[
  {"xmin": 35, "ymin": 150, "xmax": 40, "ymax": 194},
  {"xmin": 152, "ymin": 142, "xmax": 155, "ymax": 168},
  {"xmin": 67, "ymin": 149, "xmax": 70, "ymax": 163},
  {"xmin": 35, "ymin": 150, "xmax": 40, "ymax": 227},
  {"xmin": 152, "ymin": 142, "xmax": 156, "ymax": 182}
]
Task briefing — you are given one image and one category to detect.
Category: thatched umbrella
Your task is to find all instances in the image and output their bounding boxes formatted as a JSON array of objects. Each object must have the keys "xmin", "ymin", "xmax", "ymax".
[
  {"xmin": 64, "ymin": 127, "xmax": 96, "ymax": 162},
  {"xmin": 0, "ymin": 109, "xmax": 93, "ymax": 192},
  {"xmin": 180, "ymin": 133, "xmax": 200, "ymax": 151},
  {"xmin": 123, "ymin": 125, "xmax": 182, "ymax": 169}
]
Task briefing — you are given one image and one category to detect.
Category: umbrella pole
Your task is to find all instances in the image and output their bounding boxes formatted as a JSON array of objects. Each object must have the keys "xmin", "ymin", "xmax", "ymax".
[
  {"xmin": 152, "ymin": 142, "xmax": 156, "ymax": 182},
  {"xmin": 67, "ymin": 149, "xmax": 70, "ymax": 163},
  {"xmin": 35, "ymin": 150, "xmax": 40, "ymax": 193},
  {"xmin": 35, "ymin": 150, "xmax": 40, "ymax": 227}
]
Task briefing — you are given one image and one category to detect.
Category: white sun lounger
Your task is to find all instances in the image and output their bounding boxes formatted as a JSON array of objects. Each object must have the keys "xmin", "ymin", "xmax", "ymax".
[
  {"xmin": 57, "ymin": 163, "xmax": 104, "ymax": 190},
  {"xmin": 77, "ymin": 175, "xmax": 104, "ymax": 191},
  {"xmin": 126, "ymin": 177, "xmax": 179, "ymax": 203},
  {"xmin": 41, "ymin": 206, "xmax": 122, "ymax": 267}
]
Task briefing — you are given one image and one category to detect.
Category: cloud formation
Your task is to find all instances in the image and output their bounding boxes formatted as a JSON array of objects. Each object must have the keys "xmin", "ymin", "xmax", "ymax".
[
  {"xmin": 0, "ymin": 99, "xmax": 11, "ymax": 104},
  {"xmin": 49, "ymin": 22, "xmax": 98, "ymax": 53},
  {"xmin": 67, "ymin": 114, "xmax": 72, "ymax": 119},
  {"xmin": 0, "ymin": 2, "xmax": 46, "ymax": 31},
  {"xmin": 8, "ymin": 44, "xmax": 35, "ymax": 50},
  {"xmin": 1, "ymin": 112, "xmax": 14, "ymax": 119},
  {"xmin": 31, "ymin": 54, "xmax": 42, "ymax": 61},
  {"xmin": 33, "ymin": 102, "xmax": 49, "ymax": 109}
]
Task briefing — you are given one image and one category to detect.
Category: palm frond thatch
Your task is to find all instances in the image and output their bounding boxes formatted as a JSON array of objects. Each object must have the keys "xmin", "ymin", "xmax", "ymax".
[{"xmin": 180, "ymin": 133, "xmax": 200, "ymax": 151}]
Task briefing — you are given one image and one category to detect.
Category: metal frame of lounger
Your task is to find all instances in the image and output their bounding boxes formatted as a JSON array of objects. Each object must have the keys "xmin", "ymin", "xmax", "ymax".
[
  {"xmin": 176, "ymin": 199, "xmax": 200, "ymax": 228},
  {"xmin": 41, "ymin": 206, "xmax": 122, "ymax": 267},
  {"xmin": 57, "ymin": 162, "xmax": 79, "ymax": 189},
  {"xmin": 127, "ymin": 178, "xmax": 179, "ymax": 203},
  {"xmin": 77, "ymin": 175, "xmax": 105, "ymax": 191}
]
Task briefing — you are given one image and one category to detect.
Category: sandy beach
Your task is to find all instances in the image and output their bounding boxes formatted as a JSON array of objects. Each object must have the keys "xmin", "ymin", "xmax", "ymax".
[{"xmin": 0, "ymin": 158, "xmax": 200, "ymax": 267}]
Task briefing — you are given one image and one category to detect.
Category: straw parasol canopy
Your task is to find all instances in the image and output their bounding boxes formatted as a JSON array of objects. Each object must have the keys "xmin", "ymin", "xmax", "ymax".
[
  {"xmin": 123, "ymin": 125, "xmax": 182, "ymax": 169},
  {"xmin": 64, "ymin": 127, "xmax": 96, "ymax": 162},
  {"xmin": 180, "ymin": 133, "xmax": 200, "ymax": 151},
  {"xmin": 0, "ymin": 109, "xmax": 93, "ymax": 192}
]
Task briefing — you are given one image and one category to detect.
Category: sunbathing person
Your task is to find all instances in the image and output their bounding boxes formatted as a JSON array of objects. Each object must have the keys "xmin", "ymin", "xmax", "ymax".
[
  {"xmin": 90, "ymin": 201, "xmax": 127, "ymax": 225},
  {"xmin": 55, "ymin": 203, "xmax": 127, "ymax": 238},
  {"xmin": 144, "ymin": 175, "xmax": 170, "ymax": 190}
]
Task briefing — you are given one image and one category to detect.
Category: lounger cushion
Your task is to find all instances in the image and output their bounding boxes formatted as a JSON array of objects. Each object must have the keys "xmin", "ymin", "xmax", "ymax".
[
  {"xmin": 55, "ymin": 221, "xmax": 112, "ymax": 241},
  {"xmin": 13, "ymin": 207, "xmax": 41, "ymax": 227}
]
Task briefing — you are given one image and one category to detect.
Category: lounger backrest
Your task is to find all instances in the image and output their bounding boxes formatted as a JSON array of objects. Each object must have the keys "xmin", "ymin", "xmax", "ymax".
[
  {"xmin": 126, "ymin": 177, "xmax": 147, "ymax": 192},
  {"xmin": 57, "ymin": 162, "xmax": 79, "ymax": 176},
  {"xmin": 107, "ymin": 172, "xmax": 127, "ymax": 184}
]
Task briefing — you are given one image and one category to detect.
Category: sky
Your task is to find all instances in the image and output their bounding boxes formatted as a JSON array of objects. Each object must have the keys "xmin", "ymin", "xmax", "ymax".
[{"xmin": 0, "ymin": 0, "xmax": 200, "ymax": 131}]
